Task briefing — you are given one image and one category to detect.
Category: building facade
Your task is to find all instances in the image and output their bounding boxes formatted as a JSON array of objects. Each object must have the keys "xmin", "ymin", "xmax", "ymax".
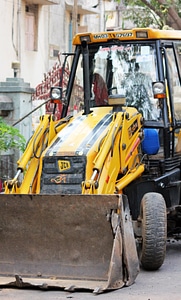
[{"xmin": 0, "ymin": 0, "xmax": 126, "ymax": 89}]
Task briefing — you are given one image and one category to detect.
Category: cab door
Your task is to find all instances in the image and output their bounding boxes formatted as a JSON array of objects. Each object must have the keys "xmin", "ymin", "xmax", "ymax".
[{"xmin": 161, "ymin": 41, "xmax": 181, "ymax": 155}]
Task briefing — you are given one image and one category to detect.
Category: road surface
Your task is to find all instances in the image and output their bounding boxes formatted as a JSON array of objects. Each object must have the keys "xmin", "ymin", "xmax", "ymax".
[{"xmin": 0, "ymin": 239, "xmax": 181, "ymax": 299}]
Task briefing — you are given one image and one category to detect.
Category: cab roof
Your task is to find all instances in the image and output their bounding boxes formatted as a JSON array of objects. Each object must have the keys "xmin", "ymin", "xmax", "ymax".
[{"xmin": 73, "ymin": 27, "xmax": 181, "ymax": 45}]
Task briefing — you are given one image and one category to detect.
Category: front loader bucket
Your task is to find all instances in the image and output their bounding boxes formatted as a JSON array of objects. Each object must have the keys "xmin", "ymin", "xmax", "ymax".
[{"xmin": 0, "ymin": 194, "xmax": 139, "ymax": 294}]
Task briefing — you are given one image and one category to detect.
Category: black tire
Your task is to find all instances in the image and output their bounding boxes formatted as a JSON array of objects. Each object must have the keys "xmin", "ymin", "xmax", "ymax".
[{"xmin": 139, "ymin": 192, "xmax": 167, "ymax": 271}]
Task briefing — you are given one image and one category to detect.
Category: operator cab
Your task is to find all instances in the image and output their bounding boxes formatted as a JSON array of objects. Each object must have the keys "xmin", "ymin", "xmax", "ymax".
[{"xmin": 50, "ymin": 28, "xmax": 181, "ymax": 160}]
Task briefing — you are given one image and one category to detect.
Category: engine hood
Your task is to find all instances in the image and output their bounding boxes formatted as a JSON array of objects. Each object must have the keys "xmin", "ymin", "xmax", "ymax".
[{"xmin": 44, "ymin": 107, "xmax": 114, "ymax": 157}]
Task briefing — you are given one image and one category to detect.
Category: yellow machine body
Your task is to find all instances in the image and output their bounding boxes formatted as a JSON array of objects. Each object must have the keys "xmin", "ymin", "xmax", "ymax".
[{"xmin": 3, "ymin": 27, "xmax": 180, "ymax": 293}]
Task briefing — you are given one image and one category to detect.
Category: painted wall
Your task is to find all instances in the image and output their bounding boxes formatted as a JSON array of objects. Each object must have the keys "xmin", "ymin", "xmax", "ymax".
[{"xmin": 0, "ymin": 0, "xmax": 109, "ymax": 89}]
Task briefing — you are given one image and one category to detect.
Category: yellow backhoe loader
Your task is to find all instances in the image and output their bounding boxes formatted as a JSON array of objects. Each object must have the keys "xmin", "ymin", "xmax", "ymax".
[{"xmin": 2, "ymin": 27, "xmax": 181, "ymax": 294}]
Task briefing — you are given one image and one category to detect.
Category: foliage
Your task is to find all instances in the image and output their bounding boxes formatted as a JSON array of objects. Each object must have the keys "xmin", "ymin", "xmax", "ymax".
[
  {"xmin": 122, "ymin": 5, "xmax": 161, "ymax": 28},
  {"xmin": 0, "ymin": 117, "xmax": 26, "ymax": 153},
  {"xmin": 116, "ymin": 0, "xmax": 181, "ymax": 30}
]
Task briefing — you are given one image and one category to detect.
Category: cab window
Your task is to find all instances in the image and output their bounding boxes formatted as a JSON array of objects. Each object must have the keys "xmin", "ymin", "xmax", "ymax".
[
  {"xmin": 165, "ymin": 43, "xmax": 181, "ymax": 121},
  {"xmin": 91, "ymin": 43, "xmax": 159, "ymax": 120}
]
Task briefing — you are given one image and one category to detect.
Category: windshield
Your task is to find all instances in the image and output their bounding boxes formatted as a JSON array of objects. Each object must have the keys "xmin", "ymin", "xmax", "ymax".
[{"xmin": 69, "ymin": 42, "xmax": 159, "ymax": 121}]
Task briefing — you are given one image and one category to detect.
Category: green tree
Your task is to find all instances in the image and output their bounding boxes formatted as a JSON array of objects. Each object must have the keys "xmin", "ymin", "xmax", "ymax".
[
  {"xmin": 120, "ymin": 0, "xmax": 181, "ymax": 29},
  {"xmin": 0, "ymin": 117, "xmax": 26, "ymax": 153}
]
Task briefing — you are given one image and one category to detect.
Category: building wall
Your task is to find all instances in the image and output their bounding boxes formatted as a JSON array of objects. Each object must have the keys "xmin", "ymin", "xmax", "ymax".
[
  {"xmin": 0, "ymin": 0, "xmax": 119, "ymax": 89},
  {"xmin": 0, "ymin": 0, "xmax": 18, "ymax": 81}
]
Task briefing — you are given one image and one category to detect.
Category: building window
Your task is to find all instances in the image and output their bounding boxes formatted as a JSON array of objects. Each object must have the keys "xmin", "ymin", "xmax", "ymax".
[{"xmin": 25, "ymin": 4, "xmax": 38, "ymax": 51}]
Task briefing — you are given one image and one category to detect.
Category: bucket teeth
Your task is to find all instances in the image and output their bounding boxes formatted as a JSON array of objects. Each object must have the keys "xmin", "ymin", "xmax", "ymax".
[
  {"xmin": 15, "ymin": 275, "xmax": 23, "ymax": 287},
  {"xmin": 64, "ymin": 285, "xmax": 76, "ymax": 292}
]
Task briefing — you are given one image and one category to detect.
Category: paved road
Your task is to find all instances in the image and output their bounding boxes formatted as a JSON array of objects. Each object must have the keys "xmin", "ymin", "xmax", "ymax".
[{"xmin": 0, "ymin": 239, "xmax": 181, "ymax": 300}]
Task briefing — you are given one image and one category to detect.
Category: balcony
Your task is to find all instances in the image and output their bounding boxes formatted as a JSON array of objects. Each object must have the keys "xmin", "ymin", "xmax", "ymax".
[
  {"xmin": 25, "ymin": 0, "xmax": 60, "ymax": 5},
  {"xmin": 65, "ymin": 0, "xmax": 99, "ymax": 15}
]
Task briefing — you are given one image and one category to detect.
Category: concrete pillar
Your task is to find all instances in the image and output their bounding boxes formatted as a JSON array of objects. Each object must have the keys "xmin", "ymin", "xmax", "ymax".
[
  {"xmin": 0, "ymin": 78, "xmax": 34, "ymax": 182},
  {"xmin": 0, "ymin": 77, "xmax": 34, "ymax": 142}
]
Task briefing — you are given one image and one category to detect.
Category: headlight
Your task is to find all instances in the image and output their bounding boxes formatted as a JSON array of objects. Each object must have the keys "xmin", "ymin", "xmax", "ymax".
[
  {"xmin": 152, "ymin": 82, "xmax": 165, "ymax": 98},
  {"xmin": 50, "ymin": 87, "xmax": 62, "ymax": 100},
  {"xmin": 80, "ymin": 35, "xmax": 91, "ymax": 43}
]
